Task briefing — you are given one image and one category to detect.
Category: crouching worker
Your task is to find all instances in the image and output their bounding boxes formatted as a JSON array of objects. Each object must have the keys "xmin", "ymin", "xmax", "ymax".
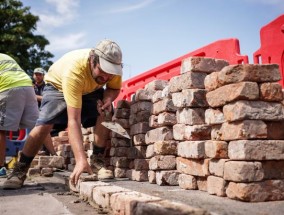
[{"xmin": 3, "ymin": 39, "xmax": 123, "ymax": 189}]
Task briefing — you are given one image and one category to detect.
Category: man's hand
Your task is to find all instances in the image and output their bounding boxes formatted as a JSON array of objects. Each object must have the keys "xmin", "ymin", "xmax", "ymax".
[
  {"xmin": 97, "ymin": 99, "xmax": 112, "ymax": 115},
  {"xmin": 70, "ymin": 158, "xmax": 93, "ymax": 186}
]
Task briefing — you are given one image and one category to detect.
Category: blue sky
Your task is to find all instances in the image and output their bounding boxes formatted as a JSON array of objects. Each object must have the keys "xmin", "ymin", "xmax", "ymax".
[{"xmin": 21, "ymin": 0, "xmax": 283, "ymax": 81}]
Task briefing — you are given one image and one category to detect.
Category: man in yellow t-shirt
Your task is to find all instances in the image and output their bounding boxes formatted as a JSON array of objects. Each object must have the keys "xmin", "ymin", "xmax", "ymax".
[
  {"xmin": 0, "ymin": 53, "xmax": 39, "ymax": 177},
  {"xmin": 4, "ymin": 39, "xmax": 123, "ymax": 189}
]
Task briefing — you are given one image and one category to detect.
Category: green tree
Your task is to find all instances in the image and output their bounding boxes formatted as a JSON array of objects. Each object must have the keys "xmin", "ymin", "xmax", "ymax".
[{"xmin": 0, "ymin": 0, "xmax": 53, "ymax": 76}]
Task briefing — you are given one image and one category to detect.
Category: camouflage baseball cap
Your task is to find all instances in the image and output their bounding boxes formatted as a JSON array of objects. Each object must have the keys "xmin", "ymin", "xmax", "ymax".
[
  {"xmin": 94, "ymin": 39, "xmax": 123, "ymax": 76},
  {"xmin": 33, "ymin": 67, "xmax": 46, "ymax": 75}
]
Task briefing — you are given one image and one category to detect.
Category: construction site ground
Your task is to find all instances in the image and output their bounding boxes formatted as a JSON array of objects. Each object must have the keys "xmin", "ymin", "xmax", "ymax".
[{"xmin": 1, "ymin": 171, "xmax": 284, "ymax": 215}]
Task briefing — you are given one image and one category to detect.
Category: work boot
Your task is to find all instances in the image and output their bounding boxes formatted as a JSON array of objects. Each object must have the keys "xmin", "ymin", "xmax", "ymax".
[
  {"xmin": 92, "ymin": 154, "xmax": 114, "ymax": 180},
  {"xmin": 0, "ymin": 167, "xmax": 7, "ymax": 178},
  {"xmin": 2, "ymin": 162, "xmax": 30, "ymax": 189}
]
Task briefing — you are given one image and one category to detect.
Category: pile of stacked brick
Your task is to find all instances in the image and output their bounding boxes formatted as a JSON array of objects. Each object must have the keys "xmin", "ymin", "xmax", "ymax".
[
  {"xmin": 146, "ymin": 80, "xmax": 179, "ymax": 185},
  {"xmin": 170, "ymin": 57, "xmax": 229, "ymax": 190},
  {"xmin": 126, "ymin": 85, "xmax": 156, "ymax": 182},
  {"xmin": 109, "ymin": 100, "xmax": 131, "ymax": 178},
  {"xmin": 205, "ymin": 63, "xmax": 284, "ymax": 202},
  {"xmin": 28, "ymin": 155, "xmax": 65, "ymax": 177}
]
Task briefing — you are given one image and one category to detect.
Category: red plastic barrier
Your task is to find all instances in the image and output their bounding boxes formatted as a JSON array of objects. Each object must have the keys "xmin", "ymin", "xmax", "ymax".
[
  {"xmin": 254, "ymin": 14, "xmax": 284, "ymax": 87},
  {"xmin": 115, "ymin": 38, "xmax": 248, "ymax": 104}
]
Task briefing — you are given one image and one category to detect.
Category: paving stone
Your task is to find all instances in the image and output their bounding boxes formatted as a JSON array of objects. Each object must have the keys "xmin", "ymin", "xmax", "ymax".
[
  {"xmin": 92, "ymin": 185, "xmax": 132, "ymax": 208},
  {"xmin": 110, "ymin": 191, "xmax": 161, "ymax": 215}
]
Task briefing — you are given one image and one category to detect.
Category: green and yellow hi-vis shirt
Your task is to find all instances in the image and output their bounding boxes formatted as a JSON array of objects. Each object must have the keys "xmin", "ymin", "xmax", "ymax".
[{"xmin": 0, "ymin": 53, "xmax": 32, "ymax": 92}]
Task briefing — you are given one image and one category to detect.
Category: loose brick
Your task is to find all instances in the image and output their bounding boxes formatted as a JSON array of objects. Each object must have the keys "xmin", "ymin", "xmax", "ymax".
[
  {"xmin": 228, "ymin": 140, "xmax": 284, "ymax": 160},
  {"xmin": 226, "ymin": 180, "xmax": 284, "ymax": 202},
  {"xmin": 259, "ymin": 82, "xmax": 283, "ymax": 101},
  {"xmin": 223, "ymin": 100, "xmax": 284, "ymax": 122},
  {"xmin": 157, "ymin": 112, "xmax": 177, "ymax": 126},
  {"xmin": 169, "ymin": 71, "xmax": 207, "ymax": 93},
  {"xmin": 131, "ymin": 101, "xmax": 152, "ymax": 115},
  {"xmin": 181, "ymin": 57, "xmax": 228, "ymax": 74},
  {"xmin": 145, "ymin": 80, "xmax": 168, "ymax": 91},
  {"xmin": 206, "ymin": 82, "xmax": 259, "ymax": 108},
  {"xmin": 154, "ymin": 140, "xmax": 177, "ymax": 155},
  {"xmin": 224, "ymin": 161, "xmax": 264, "ymax": 182},
  {"xmin": 177, "ymin": 141, "xmax": 205, "ymax": 159},
  {"xmin": 197, "ymin": 177, "xmax": 207, "ymax": 191},
  {"xmin": 172, "ymin": 89, "xmax": 208, "ymax": 108},
  {"xmin": 152, "ymin": 90, "xmax": 164, "ymax": 103},
  {"xmin": 156, "ymin": 170, "xmax": 180, "ymax": 186},
  {"xmin": 114, "ymin": 168, "xmax": 128, "ymax": 178},
  {"xmin": 184, "ymin": 125, "xmax": 211, "ymax": 141},
  {"xmin": 129, "ymin": 110, "xmax": 151, "ymax": 125},
  {"xmin": 218, "ymin": 64, "xmax": 281, "ymax": 86},
  {"xmin": 134, "ymin": 199, "xmax": 209, "ymax": 215},
  {"xmin": 205, "ymin": 140, "xmax": 228, "ymax": 158},
  {"xmin": 152, "ymin": 98, "xmax": 178, "ymax": 115},
  {"xmin": 209, "ymin": 159, "xmax": 229, "ymax": 177},
  {"xmin": 148, "ymin": 170, "xmax": 156, "ymax": 184},
  {"xmin": 204, "ymin": 72, "xmax": 219, "ymax": 91},
  {"xmin": 178, "ymin": 174, "xmax": 197, "ymax": 190},
  {"xmin": 177, "ymin": 108, "xmax": 205, "ymax": 125},
  {"xmin": 176, "ymin": 157, "xmax": 209, "ymax": 177},
  {"xmin": 146, "ymin": 144, "xmax": 155, "ymax": 158},
  {"xmin": 145, "ymin": 127, "xmax": 173, "ymax": 144},
  {"xmin": 134, "ymin": 159, "xmax": 150, "ymax": 170},
  {"xmin": 205, "ymin": 108, "xmax": 225, "ymax": 125},
  {"xmin": 133, "ymin": 89, "xmax": 155, "ymax": 102},
  {"xmin": 207, "ymin": 175, "xmax": 227, "ymax": 197},
  {"xmin": 149, "ymin": 155, "xmax": 176, "ymax": 170},
  {"xmin": 219, "ymin": 120, "xmax": 267, "ymax": 141}
]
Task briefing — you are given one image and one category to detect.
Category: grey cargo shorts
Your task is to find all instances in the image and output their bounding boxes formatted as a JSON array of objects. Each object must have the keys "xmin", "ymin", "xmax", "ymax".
[{"xmin": 36, "ymin": 84, "xmax": 104, "ymax": 128}]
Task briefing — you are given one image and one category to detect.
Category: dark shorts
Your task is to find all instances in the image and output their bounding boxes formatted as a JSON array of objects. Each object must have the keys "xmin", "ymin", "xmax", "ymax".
[{"xmin": 36, "ymin": 84, "xmax": 104, "ymax": 128}]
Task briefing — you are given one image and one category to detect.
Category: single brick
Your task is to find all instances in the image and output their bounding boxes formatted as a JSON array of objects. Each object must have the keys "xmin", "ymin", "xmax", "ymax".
[
  {"xmin": 176, "ymin": 157, "xmax": 210, "ymax": 177},
  {"xmin": 178, "ymin": 174, "xmax": 197, "ymax": 190},
  {"xmin": 228, "ymin": 140, "xmax": 284, "ymax": 160},
  {"xmin": 206, "ymin": 82, "xmax": 259, "ymax": 108},
  {"xmin": 207, "ymin": 175, "xmax": 227, "ymax": 197},
  {"xmin": 226, "ymin": 180, "xmax": 284, "ymax": 202},
  {"xmin": 223, "ymin": 100, "xmax": 284, "ymax": 122},
  {"xmin": 177, "ymin": 141, "xmax": 205, "ymax": 159},
  {"xmin": 205, "ymin": 140, "xmax": 228, "ymax": 158},
  {"xmin": 149, "ymin": 155, "xmax": 176, "ymax": 170}
]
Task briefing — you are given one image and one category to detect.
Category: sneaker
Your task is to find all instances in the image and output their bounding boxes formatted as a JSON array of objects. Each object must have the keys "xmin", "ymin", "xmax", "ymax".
[
  {"xmin": 92, "ymin": 154, "xmax": 113, "ymax": 180},
  {"xmin": 2, "ymin": 162, "xmax": 30, "ymax": 189},
  {"xmin": 0, "ymin": 167, "xmax": 7, "ymax": 178}
]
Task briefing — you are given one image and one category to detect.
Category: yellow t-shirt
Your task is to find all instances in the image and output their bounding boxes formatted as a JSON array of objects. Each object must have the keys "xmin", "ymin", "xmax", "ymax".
[
  {"xmin": 45, "ymin": 49, "xmax": 122, "ymax": 108},
  {"xmin": 0, "ymin": 54, "xmax": 32, "ymax": 92}
]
